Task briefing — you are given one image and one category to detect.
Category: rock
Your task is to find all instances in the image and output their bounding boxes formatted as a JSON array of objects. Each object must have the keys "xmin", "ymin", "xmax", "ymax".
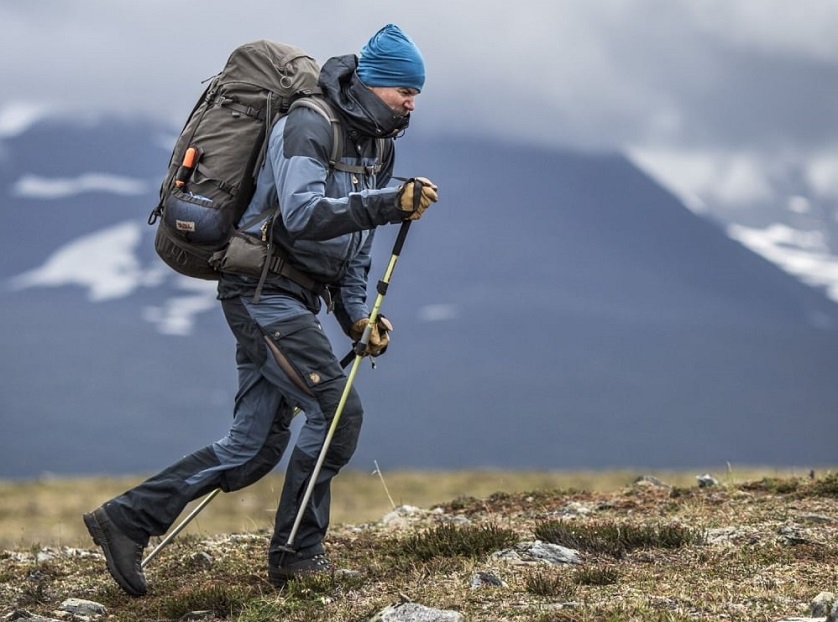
[
  {"xmin": 633, "ymin": 475, "xmax": 670, "ymax": 488},
  {"xmin": 811, "ymin": 591, "xmax": 836, "ymax": 617},
  {"xmin": 493, "ymin": 540, "xmax": 580, "ymax": 565},
  {"xmin": 696, "ymin": 474, "xmax": 718, "ymax": 488},
  {"xmin": 705, "ymin": 526, "xmax": 760, "ymax": 546},
  {"xmin": 2, "ymin": 611, "xmax": 63, "ymax": 622},
  {"xmin": 469, "ymin": 571, "xmax": 506, "ymax": 589},
  {"xmin": 778, "ymin": 525, "xmax": 816, "ymax": 546},
  {"xmin": 368, "ymin": 602, "xmax": 465, "ymax": 622},
  {"xmin": 552, "ymin": 501, "xmax": 592, "ymax": 518},
  {"xmin": 188, "ymin": 551, "xmax": 214, "ymax": 568},
  {"xmin": 59, "ymin": 598, "xmax": 105, "ymax": 617},
  {"xmin": 382, "ymin": 505, "xmax": 428, "ymax": 528},
  {"xmin": 799, "ymin": 514, "xmax": 838, "ymax": 525}
]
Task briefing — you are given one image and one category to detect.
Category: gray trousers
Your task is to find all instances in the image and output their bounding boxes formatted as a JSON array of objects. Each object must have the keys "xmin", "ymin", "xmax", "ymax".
[{"xmin": 105, "ymin": 294, "xmax": 363, "ymax": 564}]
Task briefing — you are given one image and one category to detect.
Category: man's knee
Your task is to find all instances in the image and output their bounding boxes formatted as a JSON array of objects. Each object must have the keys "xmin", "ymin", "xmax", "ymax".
[
  {"xmin": 214, "ymin": 420, "xmax": 292, "ymax": 492},
  {"xmin": 218, "ymin": 443, "xmax": 284, "ymax": 492},
  {"xmin": 325, "ymin": 389, "xmax": 363, "ymax": 466}
]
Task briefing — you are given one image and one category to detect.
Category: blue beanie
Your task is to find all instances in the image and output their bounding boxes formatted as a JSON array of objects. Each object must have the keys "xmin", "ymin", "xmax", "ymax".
[{"xmin": 357, "ymin": 24, "xmax": 425, "ymax": 92}]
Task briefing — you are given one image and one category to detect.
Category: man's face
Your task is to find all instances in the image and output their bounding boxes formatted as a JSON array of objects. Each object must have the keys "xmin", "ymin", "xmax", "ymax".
[{"xmin": 369, "ymin": 86, "xmax": 419, "ymax": 117}]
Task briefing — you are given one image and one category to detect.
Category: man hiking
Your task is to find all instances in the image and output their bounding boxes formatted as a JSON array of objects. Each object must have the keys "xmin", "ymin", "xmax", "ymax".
[{"xmin": 83, "ymin": 23, "xmax": 439, "ymax": 596}]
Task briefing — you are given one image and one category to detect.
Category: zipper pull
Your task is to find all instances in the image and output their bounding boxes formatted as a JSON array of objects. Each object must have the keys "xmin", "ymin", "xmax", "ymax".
[{"xmin": 260, "ymin": 220, "xmax": 269, "ymax": 243}]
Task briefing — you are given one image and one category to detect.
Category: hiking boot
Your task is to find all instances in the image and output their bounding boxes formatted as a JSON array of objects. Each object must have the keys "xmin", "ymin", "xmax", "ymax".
[
  {"xmin": 268, "ymin": 553, "xmax": 332, "ymax": 586},
  {"xmin": 83, "ymin": 506, "xmax": 147, "ymax": 596}
]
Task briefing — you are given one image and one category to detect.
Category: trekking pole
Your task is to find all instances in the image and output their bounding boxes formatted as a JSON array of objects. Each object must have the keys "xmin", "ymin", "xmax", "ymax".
[
  {"xmin": 278, "ymin": 218, "xmax": 413, "ymax": 555},
  {"xmin": 141, "ymin": 488, "xmax": 220, "ymax": 568},
  {"xmin": 144, "ymin": 185, "xmax": 420, "ymax": 566},
  {"xmin": 141, "ymin": 349, "xmax": 356, "ymax": 569}
]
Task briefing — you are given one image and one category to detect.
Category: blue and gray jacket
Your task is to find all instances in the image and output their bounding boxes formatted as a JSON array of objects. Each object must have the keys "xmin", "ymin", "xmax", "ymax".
[{"xmin": 218, "ymin": 54, "xmax": 410, "ymax": 334}]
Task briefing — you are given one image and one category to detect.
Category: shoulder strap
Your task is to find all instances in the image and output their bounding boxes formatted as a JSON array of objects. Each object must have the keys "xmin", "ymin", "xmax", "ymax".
[{"xmin": 289, "ymin": 97, "xmax": 384, "ymax": 175}]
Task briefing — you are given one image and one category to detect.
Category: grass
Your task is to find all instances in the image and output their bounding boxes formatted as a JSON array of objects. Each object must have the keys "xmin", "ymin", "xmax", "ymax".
[
  {"xmin": 0, "ymin": 466, "xmax": 789, "ymax": 550},
  {"xmin": 395, "ymin": 523, "xmax": 519, "ymax": 560},
  {"xmin": 1, "ymin": 467, "xmax": 836, "ymax": 621},
  {"xmin": 534, "ymin": 520, "xmax": 705, "ymax": 558}
]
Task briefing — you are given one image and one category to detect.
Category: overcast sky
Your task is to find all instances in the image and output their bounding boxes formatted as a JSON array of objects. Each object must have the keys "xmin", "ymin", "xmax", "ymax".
[{"xmin": 2, "ymin": 0, "xmax": 838, "ymax": 207}]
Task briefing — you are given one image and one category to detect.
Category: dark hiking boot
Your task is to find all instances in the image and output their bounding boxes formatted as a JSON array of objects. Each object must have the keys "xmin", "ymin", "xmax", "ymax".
[
  {"xmin": 83, "ymin": 507, "xmax": 147, "ymax": 596},
  {"xmin": 268, "ymin": 554, "xmax": 332, "ymax": 586}
]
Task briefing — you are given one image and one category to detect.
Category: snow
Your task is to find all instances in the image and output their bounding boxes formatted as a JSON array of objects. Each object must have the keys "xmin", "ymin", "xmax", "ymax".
[
  {"xmin": 12, "ymin": 173, "xmax": 148, "ymax": 199},
  {"xmin": 628, "ymin": 148, "xmax": 838, "ymax": 306},
  {"xmin": 417, "ymin": 303, "xmax": 460, "ymax": 322},
  {"xmin": 7, "ymin": 219, "xmax": 218, "ymax": 336},
  {"xmin": 9, "ymin": 221, "xmax": 150, "ymax": 301},
  {"xmin": 728, "ymin": 223, "xmax": 838, "ymax": 302},
  {"xmin": 0, "ymin": 102, "xmax": 53, "ymax": 138},
  {"xmin": 142, "ymin": 275, "xmax": 218, "ymax": 336}
]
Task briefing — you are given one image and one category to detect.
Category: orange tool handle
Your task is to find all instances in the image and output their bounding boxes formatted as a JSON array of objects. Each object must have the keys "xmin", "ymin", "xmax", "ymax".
[{"xmin": 174, "ymin": 147, "xmax": 199, "ymax": 188}]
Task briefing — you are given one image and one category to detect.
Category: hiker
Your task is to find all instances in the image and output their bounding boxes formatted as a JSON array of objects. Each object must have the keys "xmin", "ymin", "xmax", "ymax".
[{"xmin": 83, "ymin": 23, "xmax": 438, "ymax": 596}]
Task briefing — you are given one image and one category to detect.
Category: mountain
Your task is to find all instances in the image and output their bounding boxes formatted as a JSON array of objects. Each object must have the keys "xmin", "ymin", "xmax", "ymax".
[{"xmin": 2, "ymin": 116, "xmax": 837, "ymax": 479}]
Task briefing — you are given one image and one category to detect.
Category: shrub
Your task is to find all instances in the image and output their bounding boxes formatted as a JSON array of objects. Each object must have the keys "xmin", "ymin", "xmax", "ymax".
[
  {"xmin": 397, "ymin": 523, "xmax": 518, "ymax": 561},
  {"xmin": 534, "ymin": 520, "xmax": 705, "ymax": 558}
]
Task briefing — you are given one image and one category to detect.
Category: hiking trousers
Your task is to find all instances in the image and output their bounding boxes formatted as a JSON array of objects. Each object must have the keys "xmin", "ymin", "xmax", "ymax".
[{"xmin": 104, "ymin": 294, "xmax": 363, "ymax": 563}]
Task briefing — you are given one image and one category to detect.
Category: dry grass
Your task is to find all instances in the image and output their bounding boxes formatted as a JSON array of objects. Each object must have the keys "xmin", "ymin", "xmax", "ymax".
[
  {"xmin": 1, "ymin": 466, "xmax": 836, "ymax": 621},
  {"xmin": 0, "ymin": 466, "xmax": 808, "ymax": 549}
]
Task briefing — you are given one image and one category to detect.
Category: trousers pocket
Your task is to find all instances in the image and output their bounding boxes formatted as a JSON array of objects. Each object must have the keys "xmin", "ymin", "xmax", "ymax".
[{"xmin": 263, "ymin": 313, "xmax": 344, "ymax": 393}]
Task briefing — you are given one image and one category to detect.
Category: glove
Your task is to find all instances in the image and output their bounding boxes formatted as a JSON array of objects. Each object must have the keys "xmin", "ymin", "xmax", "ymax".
[
  {"xmin": 396, "ymin": 177, "xmax": 438, "ymax": 221},
  {"xmin": 350, "ymin": 315, "xmax": 393, "ymax": 356}
]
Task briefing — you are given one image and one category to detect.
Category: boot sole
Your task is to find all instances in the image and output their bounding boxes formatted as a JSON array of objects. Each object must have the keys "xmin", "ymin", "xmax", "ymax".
[{"xmin": 83, "ymin": 511, "xmax": 147, "ymax": 597}]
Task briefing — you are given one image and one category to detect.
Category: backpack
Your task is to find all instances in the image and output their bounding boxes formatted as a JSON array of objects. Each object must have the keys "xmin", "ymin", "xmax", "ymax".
[{"xmin": 148, "ymin": 40, "xmax": 326, "ymax": 280}]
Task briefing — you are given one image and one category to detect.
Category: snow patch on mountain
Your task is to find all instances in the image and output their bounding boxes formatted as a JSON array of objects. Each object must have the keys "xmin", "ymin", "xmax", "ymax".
[
  {"xmin": 8, "ymin": 221, "xmax": 158, "ymax": 301},
  {"xmin": 12, "ymin": 173, "xmax": 149, "ymax": 198},
  {"xmin": 728, "ymin": 223, "xmax": 838, "ymax": 303},
  {"xmin": 6, "ymin": 219, "xmax": 219, "ymax": 335},
  {"xmin": 417, "ymin": 303, "xmax": 460, "ymax": 322},
  {"xmin": 628, "ymin": 148, "xmax": 838, "ymax": 305},
  {"xmin": 142, "ymin": 278, "xmax": 218, "ymax": 337},
  {"xmin": 0, "ymin": 102, "xmax": 54, "ymax": 138},
  {"xmin": 6, "ymin": 216, "xmax": 460, "ymax": 338}
]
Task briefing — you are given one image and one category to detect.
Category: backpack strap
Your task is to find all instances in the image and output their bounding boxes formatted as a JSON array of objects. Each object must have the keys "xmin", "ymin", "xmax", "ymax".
[{"xmin": 289, "ymin": 97, "xmax": 385, "ymax": 176}]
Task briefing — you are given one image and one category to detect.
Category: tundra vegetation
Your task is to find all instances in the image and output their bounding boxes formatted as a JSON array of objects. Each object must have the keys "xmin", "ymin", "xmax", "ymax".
[{"xmin": 1, "ymin": 467, "xmax": 836, "ymax": 621}]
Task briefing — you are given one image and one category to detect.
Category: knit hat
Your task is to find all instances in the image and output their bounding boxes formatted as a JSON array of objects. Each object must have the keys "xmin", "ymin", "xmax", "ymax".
[{"xmin": 356, "ymin": 24, "xmax": 425, "ymax": 92}]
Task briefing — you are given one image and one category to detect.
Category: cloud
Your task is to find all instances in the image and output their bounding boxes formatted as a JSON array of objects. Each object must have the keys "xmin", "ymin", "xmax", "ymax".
[
  {"xmin": 1, "ymin": 1, "xmax": 837, "ymax": 155},
  {"xmin": 805, "ymin": 155, "xmax": 838, "ymax": 200},
  {"xmin": 628, "ymin": 149, "xmax": 776, "ymax": 211}
]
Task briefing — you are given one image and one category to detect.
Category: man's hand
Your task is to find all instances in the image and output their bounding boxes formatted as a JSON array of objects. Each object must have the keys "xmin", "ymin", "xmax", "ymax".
[
  {"xmin": 350, "ymin": 316, "xmax": 393, "ymax": 356},
  {"xmin": 396, "ymin": 177, "xmax": 438, "ymax": 221}
]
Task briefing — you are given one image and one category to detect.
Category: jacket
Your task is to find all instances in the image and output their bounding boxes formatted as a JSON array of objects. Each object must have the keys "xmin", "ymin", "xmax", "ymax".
[{"xmin": 218, "ymin": 54, "xmax": 410, "ymax": 334}]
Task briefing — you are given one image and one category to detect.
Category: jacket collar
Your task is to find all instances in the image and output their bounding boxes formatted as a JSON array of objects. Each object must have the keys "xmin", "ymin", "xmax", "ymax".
[{"xmin": 319, "ymin": 54, "xmax": 410, "ymax": 139}]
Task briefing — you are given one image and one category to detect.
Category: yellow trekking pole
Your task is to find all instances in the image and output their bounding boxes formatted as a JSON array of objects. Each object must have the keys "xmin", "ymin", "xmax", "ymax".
[
  {"xmin": 144, "ymin": 181, "xmax": 423, "ymax": 566},
  {"xmin": 279, "ymin": 217, "xmax": 413, "ymax": 554}
]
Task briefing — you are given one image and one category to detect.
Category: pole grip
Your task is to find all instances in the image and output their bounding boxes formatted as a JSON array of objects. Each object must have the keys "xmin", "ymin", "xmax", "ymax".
[{"xmin": 392, "ymin": 219, "xmax": 411, "ymax": 257}]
